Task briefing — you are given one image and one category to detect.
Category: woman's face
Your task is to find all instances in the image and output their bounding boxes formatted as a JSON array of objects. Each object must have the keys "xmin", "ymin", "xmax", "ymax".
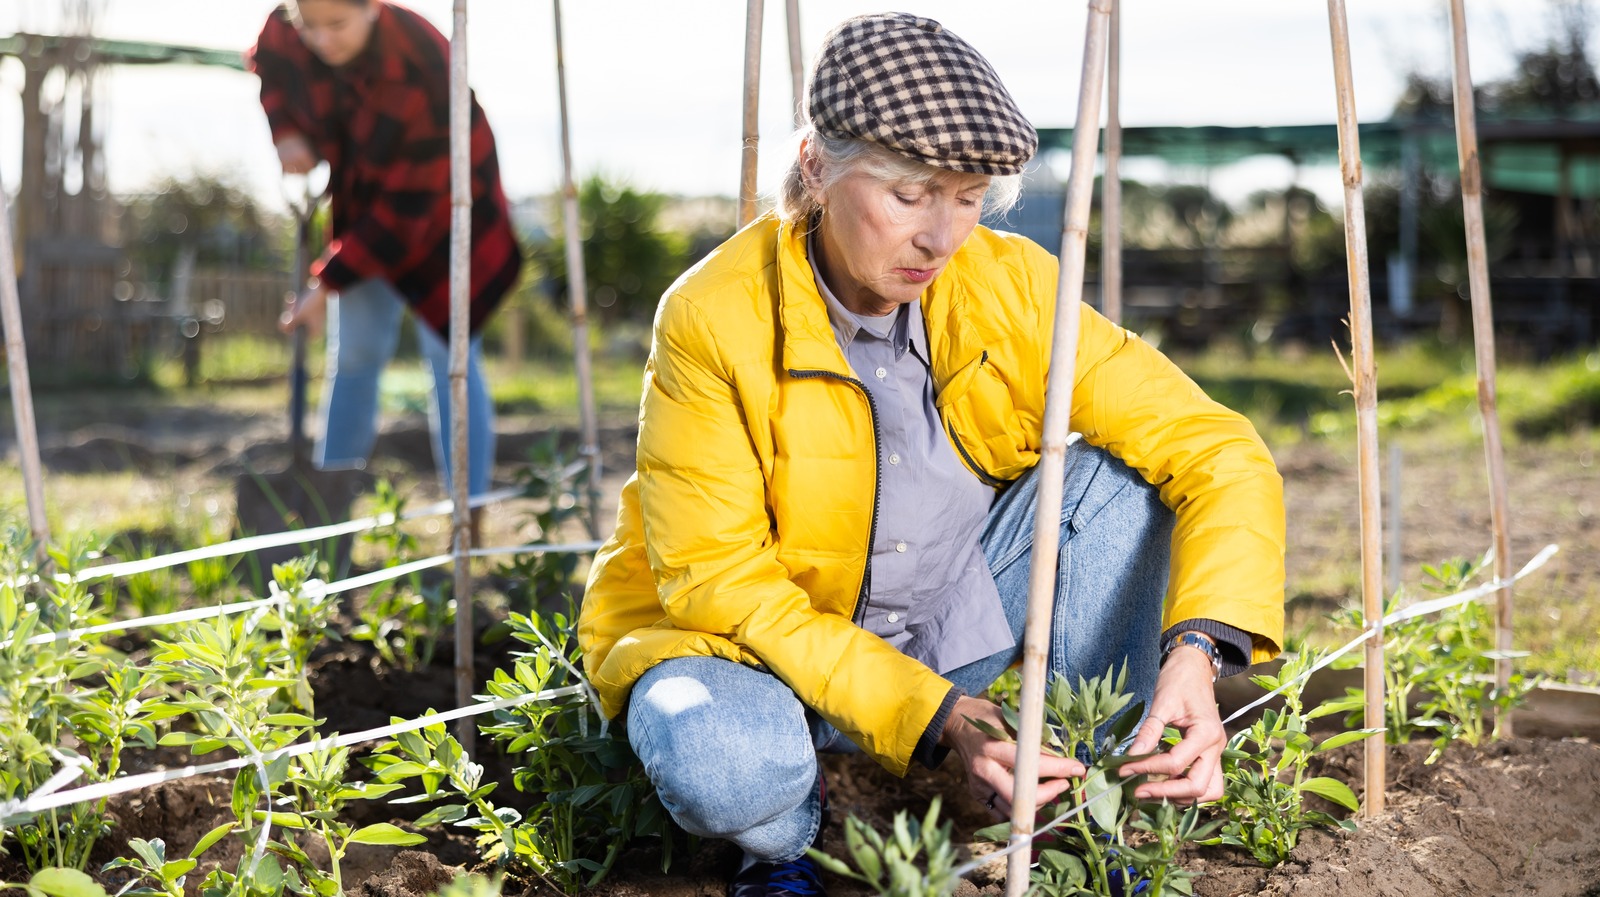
[
  {"xmin": 289, "ymin": 0, "xmax": 378, "ymax": 68},
  {"xmin": 809, "ymin": 154, "xmax": 990, "ymax": 318}
]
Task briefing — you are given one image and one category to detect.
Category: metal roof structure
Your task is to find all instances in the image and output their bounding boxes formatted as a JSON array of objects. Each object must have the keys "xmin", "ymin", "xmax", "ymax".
[{"xmin": 1038, "ymin": 113, "xmax": 1600, "ymax": 198}]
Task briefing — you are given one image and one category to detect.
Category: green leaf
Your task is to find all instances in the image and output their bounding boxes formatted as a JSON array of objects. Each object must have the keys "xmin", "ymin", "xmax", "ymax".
[
  {"xmin": 1083, "ymin": 768, "xmax": 1122, "ymax": 833},
  {"xmin": 256, "ymin": 811, "xmax": 308, "ymax": 830},
  {"xmin": 159, "ymin": 859, "xmax": 197, "ymax": 881},
  {"xmin": 30, "ymin": 868, "xmax": 109, "ymax": 897},
  {"xmin": 260, "ymin": 714, "xmax": 320, "ymax": 728},
  {"xmin": 1315, "ymin": 728, "xmax": 1383, "ymax": 753},
  {"xmin": 347, "ymin": 823, "xmax": 428, "ymax": 846},
  {"xmin": 190, "ymin": 822, "xmax": 237, "ymax": 858},
  {"xmin": 972, "ymin": 822, "xmax": 1009, "ymax": 842},
  {"xmin": 1298, "ymin": 776, "xmax": 1360, "ymax": 811},
  {"xmin": 965, "ymin": 717, "xmax": 1013, "ymax": 743}
]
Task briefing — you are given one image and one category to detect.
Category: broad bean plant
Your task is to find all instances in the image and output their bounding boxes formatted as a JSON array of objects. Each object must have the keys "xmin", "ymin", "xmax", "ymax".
[
  {"xmin": 810, "ymin": 797, "xmax": 960, "ymax": 897},
  {"xmin": 1333, "ymin": 555, "xmax": 1539, "ymax": 763},
  {"xmin": 974, "ymin": 667, "xmax": 1215, "ymax": 897},
  {"xmin": 1205, "ymin": 650, "xmax": 1379, "ymax": 866}
]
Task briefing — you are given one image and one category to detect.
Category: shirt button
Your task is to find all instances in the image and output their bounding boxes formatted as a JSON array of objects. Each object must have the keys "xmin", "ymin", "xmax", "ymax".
[
  {"xmin": 889, "ymin": 453, "xmax": 901, "ymax": 465},
  {"xmin": 875, "ymin": 366, "xmax": 888, "ymax": 379},
  {"xmin": 895, "ymin": 541, "xmax": 907, "ymax": 553},
  {"xmin": 887, "ymin": 612, "xmax": 901, "ymax": 623}
]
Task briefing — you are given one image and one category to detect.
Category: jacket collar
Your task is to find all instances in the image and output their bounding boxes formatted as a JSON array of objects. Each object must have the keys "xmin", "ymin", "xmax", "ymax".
[
  {"xmin": 774, "ymin": 214, "xmax": 990, "ymax": 382},
  {"xmin": 776, "ymin": 217, "xmax": 854, "ymax": 377}
]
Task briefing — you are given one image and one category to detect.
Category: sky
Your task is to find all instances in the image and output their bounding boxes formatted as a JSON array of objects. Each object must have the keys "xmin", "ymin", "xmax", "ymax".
[{"xmin": 0, "ymin": 0, "xmax": 1583, "ymax": 212}]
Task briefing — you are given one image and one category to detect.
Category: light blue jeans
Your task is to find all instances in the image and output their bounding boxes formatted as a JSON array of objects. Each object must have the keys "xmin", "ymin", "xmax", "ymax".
[
  {"xmin": 625, "ymin": 440, "xmax": 1173, "ymax": 863},
  {"xmin": 317, "ymin": 278, "xmax": 496, "ymax": 496}
]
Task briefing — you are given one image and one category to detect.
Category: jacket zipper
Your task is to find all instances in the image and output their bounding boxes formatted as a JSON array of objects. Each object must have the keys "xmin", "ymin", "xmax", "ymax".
[
  {"xmin": 788, "ymin": 368, "xmax": 882, "ymax": 625},
  {"xmin": 943, "ymin": 351, "xmax": 1005, "ymax": 489},
  {"xmin": 946, "ymin": 419, "xmax": 1005, "ymax": 489}
]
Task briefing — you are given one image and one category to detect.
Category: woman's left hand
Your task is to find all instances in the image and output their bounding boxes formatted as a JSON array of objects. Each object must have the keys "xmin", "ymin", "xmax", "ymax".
[{"xmin": 1117, "ymin": 646, "xmax": 1227, "ymax": 803}]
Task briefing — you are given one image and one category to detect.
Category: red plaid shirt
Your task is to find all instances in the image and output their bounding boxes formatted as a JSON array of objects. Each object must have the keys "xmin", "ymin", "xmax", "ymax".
[{"xmin": 247, "ymin": 2, "xmax": 522, "ymax": 336}]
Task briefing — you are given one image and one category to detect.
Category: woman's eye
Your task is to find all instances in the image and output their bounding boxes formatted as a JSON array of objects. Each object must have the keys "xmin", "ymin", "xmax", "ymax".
[{"xmin": 894, "ymin": 193, "xmax": 920, "ymax": 205}]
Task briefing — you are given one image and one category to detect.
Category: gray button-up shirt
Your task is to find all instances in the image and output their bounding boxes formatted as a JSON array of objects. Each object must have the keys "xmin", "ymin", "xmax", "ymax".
[{"xmin": 808, "ymin": 245, "xmax": 1015, "ymax": 675}]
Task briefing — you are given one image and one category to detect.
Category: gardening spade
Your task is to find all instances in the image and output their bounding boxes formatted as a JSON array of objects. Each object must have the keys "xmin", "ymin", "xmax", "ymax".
[{"xmin": 235, "ymin": 167, "xmax": 371, "ymax": 585}]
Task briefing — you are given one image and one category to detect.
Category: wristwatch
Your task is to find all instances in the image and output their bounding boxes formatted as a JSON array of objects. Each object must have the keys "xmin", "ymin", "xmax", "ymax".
[{"xmin": 1163, "ymin": 631, "xmax": 1222, "ymax": 682}]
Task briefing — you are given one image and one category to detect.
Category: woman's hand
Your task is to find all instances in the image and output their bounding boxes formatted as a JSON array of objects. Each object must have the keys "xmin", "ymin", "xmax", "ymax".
[
  {"xmin": 941, "ymin": 694, "xmax": 1085, "ymax": 818},
  {"xmin": 1118, "ymin": 646, "xmax": 1228, "ymax": 803},
  {"xmin": 280, "ymin": 281, "xmax": 330, "ymax": 335},
  {"xmin": 276, "ymin": 134, "xmax": 317, "ymax": 174}
]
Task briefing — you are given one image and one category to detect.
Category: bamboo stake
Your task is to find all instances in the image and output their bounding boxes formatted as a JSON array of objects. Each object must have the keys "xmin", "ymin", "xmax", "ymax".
[
  {"xmin": 1446, "ymin": 0, "xmax": 1515, "ymax": 732},
  {"xmin": 786, "ymin": 0, "xmax": 804, "ymax": 127},
  {"xmin": 1101, "ymin": 0, "xmax": 1123, "ymax": 325},
  {"xmin": 1005, "ymin": 3, "xmax": 1110, "ymax": 894},
  {"xmin": 1324, "ymin": 0, "xmax": 1386, "ymax": 818},
  {"xmin": 448, "ymin": 0, "xmax": 475, "ymax": 752},
  {"xmin": 553, "ymin": 0, "xmax": 603, "ymax": 540},
  {"xmin": 0, "ymin": 180, "xmax": 49, "ymax": 558},
  {"xmin": 738, "ymin": 0, "xmax": 764, "ymax": 227}
]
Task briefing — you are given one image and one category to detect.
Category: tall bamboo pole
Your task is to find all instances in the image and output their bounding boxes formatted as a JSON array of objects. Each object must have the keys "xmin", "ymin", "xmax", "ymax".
[
  {"xmin": 1101, "ymin": 0, "xmax": 1123, "ymax": 325},
  {"xmin": 1446, "ymin": 0, "xmax": 1515, "ymax": 730},
  {"xmin": 786, "ymin": 0, "xmax": 804, "ymax": 127},
  {"xmin": 0, "ymin": 181, "xmax": 49, "ymax": 558},
  {"xmin": 1325, "ymin": 0, "xmax": 1386, "ymax": 817},
  {"xmin": 1005, "ymin": 3, "xmax": 1110, "ymax": 894},
  {"xmin": 553, "ymin": 0, "xmax": 603, "ymax": 540},
  {"xmin": 448, "ymin": 0, "xmax": 475, "ymax": 751},
  {"xmin": 738, "ymin": 0, "xmax": 764, "ymax": 228}
]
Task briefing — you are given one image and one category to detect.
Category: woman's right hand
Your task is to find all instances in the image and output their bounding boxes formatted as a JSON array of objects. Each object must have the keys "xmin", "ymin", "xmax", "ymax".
[
  {"xmin": 276, "ymin": 134, "xmax": 317, "ymax": 174},
  {"xmin": 280, "ymin": 281, "xmax": 330, "ymax": 335},
  {"xmin": 940, "ymin": 694, "xmax": 1085, "ymax": 818}
]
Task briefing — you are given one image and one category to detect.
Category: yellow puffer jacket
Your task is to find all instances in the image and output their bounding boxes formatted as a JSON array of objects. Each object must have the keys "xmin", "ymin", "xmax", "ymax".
[{"xmin": 579, "ymin": 214, "xmax": 1285, "ymax": 776}]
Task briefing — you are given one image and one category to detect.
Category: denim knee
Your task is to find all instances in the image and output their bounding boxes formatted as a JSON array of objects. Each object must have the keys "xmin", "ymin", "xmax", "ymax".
[{"xmin": 626, "ymin": 661, "xmax": 818, "ymax": 844}]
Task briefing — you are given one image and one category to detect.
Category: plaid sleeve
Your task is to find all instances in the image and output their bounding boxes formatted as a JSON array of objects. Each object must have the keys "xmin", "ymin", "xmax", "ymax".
[{"xmin": 245, "ymin": 10, "xmax": 315, "ymax": 145}]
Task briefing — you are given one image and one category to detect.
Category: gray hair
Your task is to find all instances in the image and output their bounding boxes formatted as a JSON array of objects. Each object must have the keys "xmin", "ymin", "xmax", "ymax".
[{"xmin": 775, "ymin": 128, "xmax": 1023, "ymax": 230}]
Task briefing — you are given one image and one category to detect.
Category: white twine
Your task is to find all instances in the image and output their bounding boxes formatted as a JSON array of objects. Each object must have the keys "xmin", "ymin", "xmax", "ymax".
[
  {"xmin": 950, "ymin": 542, "xmax": 1561, "ymax": 880},
  {"xmin": 1, "ymin": 684, "xmax": 586, "ymax": 824},
  {"xmin": 1221, "ymin": 542, "xmax": 1558, "ymax": 726},
  {"xmin": 8, "ymin": 541, "xmax": 603, "ymax": 650},
  {"xmin": 69, "ymin": 486, "xmax": 522, "ymax": 585}
]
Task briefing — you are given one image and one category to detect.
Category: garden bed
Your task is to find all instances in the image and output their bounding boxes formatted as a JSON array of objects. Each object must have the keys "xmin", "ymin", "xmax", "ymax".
[{"xmin": 37, "ymin": 631, "xmax": 1596, "ymax": 897}]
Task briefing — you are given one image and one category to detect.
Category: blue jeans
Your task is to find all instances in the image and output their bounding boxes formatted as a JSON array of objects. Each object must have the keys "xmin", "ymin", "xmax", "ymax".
[
  {"xmin": 317, "ymin": 279, "xmax": 496, "ymax": 495},
  {"xmin": 625, "ymin": 440, "xmax": 1173, "ymax": 863}
]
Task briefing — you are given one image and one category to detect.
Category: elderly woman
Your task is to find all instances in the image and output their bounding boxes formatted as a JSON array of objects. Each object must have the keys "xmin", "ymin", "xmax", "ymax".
[{"xmin": 580, "ymin": 13, "xmax": 1284, "ymax": 896}]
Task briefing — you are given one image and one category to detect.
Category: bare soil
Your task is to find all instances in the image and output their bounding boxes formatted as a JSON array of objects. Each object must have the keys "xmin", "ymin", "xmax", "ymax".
[{"xmin": 8, "ymin": 398, "xmax": 1600, "ymax": 896}]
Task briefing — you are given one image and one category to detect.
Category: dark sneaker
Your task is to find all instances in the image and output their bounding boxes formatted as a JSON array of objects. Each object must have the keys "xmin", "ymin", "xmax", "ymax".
[
  {"xmin": 727, "ymin": 775, "xmax": 830, "ymax": 897},
  {"xmin": 727, "ymin": 856, "xmax": 826, "ymax": 897}
]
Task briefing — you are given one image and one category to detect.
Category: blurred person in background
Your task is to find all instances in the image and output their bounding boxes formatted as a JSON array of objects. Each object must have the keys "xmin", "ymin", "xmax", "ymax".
[{"xmin": 247, "ymin": 0, "xmax": 521, "ymax": 506}]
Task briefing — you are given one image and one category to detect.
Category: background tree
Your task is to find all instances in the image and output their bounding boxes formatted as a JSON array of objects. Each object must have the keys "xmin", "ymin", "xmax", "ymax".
[{"xmin": 532, "ymin": 175, "xmax": 691, "ymax": 327}]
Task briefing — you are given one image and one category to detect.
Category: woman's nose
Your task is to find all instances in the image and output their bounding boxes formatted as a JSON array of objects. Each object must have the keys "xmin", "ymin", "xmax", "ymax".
[{"xmin": 912, "ymin": 205, "xmax": 958, "ymax": 258}]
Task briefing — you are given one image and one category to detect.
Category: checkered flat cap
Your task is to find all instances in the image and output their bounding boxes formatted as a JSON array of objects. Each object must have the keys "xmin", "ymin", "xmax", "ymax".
[{"xmin": 807, "ymin": 13, "xmax": 1037, "ymax": 176}]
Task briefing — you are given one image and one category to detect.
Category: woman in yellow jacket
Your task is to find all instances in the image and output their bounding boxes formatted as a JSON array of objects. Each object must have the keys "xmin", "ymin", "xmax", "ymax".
[{"xmin": 579, "ymin": 14, "xmax": 1285, "ymax": 896}]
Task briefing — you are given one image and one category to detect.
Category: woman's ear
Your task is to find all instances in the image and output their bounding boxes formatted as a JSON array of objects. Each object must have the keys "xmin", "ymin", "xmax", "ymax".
[{"xmin": 798, "ymin": 139, "xmax": 825, "ymax": 204}]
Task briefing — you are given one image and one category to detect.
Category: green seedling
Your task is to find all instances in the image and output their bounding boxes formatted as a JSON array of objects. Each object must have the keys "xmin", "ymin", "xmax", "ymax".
[
  {"xmin": 810, "ymin": 797, "xmax": 959, "ymax": 897},
  {"xmin": 0, "ymin": 866, "xmax": 110, "ymax": 897},
  {"xmin": 257, "ymin": 743, "xmax": 424, "ymax": 897},
  {"xmin": 496, "ymin": 438, "xmax": 589, "ymax": 615},
  {"xmin": 1333, "ymin": 555, "xmax": 1539, "ymax": 763},
  {"xmin": 476, "ymin": 608, "xmax": 676, "ymax": 890},
  {"xmin": 350, "ymin": 481, "xmax": 448, "ymax": 671},
  {"xmin": 1206, "ymin": 650, "xmax": 1378, "ymax": 866},
  {"xmin": 259, "ymin": 556, "xmax": 338, "ymax": 714},
  {"xmin": 974, "ymin": 668, "xmax": 1213, "ymax": 897},
  {"xmin": 0, "ymin": 541, "xmax": 131, "ymax": 874},
  {"xmin": 103, "ymin": 825, "xmax": 234, "ymax": 897},
  {"xmin": 368, "ymin": 720, "xmax": 523, "ymax": 874}
]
